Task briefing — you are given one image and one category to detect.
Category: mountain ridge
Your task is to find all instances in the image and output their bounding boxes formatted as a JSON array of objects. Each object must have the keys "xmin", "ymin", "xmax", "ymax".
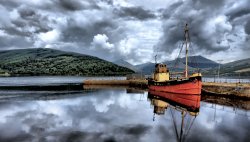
[
  {"xmin": 131, "ymin": 55, "xmax": 219, "ymax": 74},
  {"xmin": 113, "ymin": 59, "xmax": 139, "ymax": 72},
  {"xmin": 207, "ymin": 57, "xmax": 250, "ymax": 76}
]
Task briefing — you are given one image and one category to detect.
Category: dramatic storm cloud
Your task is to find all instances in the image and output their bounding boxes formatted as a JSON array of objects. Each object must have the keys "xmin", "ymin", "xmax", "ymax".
[
  {"xmin": 156, "ymin": 0, "xmax": 250, "ymax": 62},
  {"xmin": 0, "ymin": 0, "xmax": 249, "ymax": 64}
]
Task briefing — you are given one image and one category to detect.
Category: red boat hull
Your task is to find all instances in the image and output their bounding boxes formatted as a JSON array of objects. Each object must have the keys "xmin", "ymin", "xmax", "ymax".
[
  {"xmin": 148, "ymin": 77, "xmax": 202, "ymax": 95},
  {"xmin": 148, "ymin": 90, "xmax": 200, "ymax": 110}
]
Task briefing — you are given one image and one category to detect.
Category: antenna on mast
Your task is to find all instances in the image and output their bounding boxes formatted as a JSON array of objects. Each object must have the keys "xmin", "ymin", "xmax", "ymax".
[{"xmin": 154, "ymin": 55, "xmax": 157, "ymax": 64}]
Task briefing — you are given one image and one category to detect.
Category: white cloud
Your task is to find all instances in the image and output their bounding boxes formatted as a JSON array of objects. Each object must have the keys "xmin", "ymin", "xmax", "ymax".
[
  {"xmin": 38, "ymin": 29, "xmax": 60, "ymax": 43},
  {"xmin": 9, "ymin": 9, "xmax": 19, "ymax": 20},
  {"xmin": 127, "ymin": 0, "xmax": 174, "ymax": 10},
  {"xmin": 113, "ymin": 0, "xmax": 133, "ymax": 7},
  {"xmin": 91, "ymin": 34, "xmax": 114, "ymax": 51},
  {"xmin": 0, "ymin": 30, "xmax": 7, "ymax": 37},
  {"xmin": 114, "ymin": 20, "xmax": 161, "ymax": 64},
  {"xmin": 117, "ymin": 38, "xmax": 136, "ymax": 55}
]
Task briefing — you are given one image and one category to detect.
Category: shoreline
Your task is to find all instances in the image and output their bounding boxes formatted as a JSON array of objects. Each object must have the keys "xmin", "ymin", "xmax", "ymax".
[
  {"xmin": 84, "ymin": 79, "xmax": 250, "ymax": 99},
  {"xmin": 0, "ymin": 77, "xmax": 249, "ymax": 99}
]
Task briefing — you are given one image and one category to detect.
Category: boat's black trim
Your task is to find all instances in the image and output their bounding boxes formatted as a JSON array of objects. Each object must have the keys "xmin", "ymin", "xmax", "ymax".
[{"xmin": 148, "ymin": 76, "xmax": 201, "ymax": 86}]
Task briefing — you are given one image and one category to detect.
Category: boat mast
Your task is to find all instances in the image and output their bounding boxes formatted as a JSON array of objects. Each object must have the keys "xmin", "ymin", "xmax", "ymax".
[{"xmin": 184, "ymin": 24, "xmax": 189, "ymax": 78}]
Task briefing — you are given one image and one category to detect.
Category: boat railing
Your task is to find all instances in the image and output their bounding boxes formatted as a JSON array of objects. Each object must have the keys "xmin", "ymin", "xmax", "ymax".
[{"xmin": 171, "ymin": 72, "xmax": 185, "ymax": 75}]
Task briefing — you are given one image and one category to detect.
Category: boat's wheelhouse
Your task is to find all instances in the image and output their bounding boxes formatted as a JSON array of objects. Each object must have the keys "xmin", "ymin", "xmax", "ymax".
[{"xmin": 152, "ymin": 63, "xmax": 170, "ymax": 82}]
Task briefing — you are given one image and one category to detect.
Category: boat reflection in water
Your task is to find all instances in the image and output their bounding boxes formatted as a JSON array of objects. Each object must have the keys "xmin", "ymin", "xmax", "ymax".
[{"xmin": 148, "ymin": 90, "xmax": 201, "ymax": 142}]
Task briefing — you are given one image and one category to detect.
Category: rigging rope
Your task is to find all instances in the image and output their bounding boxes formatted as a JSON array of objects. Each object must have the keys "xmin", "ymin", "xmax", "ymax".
[
  {"xmin": 170, "ymin": 108, "xmax": 180, "ymax": 142},
  {"xmin": 183, "ymin": 116, "xmax": 196, "ymax": 142},
  {"xmin": 184, "ymin": 114, "xmax": 191, "ymax": 135},
  {"xmin": 174, "ymin": 41, "xmax": 185, "ymax": 70}
]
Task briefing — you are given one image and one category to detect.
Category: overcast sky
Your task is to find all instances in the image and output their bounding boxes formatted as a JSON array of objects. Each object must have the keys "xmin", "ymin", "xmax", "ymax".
[{"xmin": 0, "ymin": 0, "xmax": 249, "ymax": 65}]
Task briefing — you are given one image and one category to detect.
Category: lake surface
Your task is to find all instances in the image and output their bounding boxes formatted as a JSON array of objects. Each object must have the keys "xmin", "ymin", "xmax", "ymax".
[
  {"xmin": 0, "ymin": 76, "xmax": 249, "ymax": 87},
  {"xmin": 0, "ymin": 77, "xmax": 249, "ymax": 142},
  {"xmin": 0, "ymin": 76, "xmax": 126, "ymax": 86}
]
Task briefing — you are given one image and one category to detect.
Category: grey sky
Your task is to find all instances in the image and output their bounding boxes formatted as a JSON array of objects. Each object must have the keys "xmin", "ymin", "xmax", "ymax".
[{"xmin": 0, "ymin": 0, "xmax": 249, "ymax": 64}]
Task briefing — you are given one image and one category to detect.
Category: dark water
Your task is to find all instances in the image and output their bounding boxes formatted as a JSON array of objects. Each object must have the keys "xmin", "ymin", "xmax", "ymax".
[
  {"xmin": 0, "ymin": 77, "xmax": 249, "ymax": 142},
  {"xmin": 0, "ymin": 89, "xmax": 249, "ymax": 142}
]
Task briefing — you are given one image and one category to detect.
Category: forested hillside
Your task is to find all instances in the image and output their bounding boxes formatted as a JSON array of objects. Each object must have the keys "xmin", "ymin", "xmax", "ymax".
[{"xmin": 0, "ymin": 48, "xmax": 134, "ymax": 76}]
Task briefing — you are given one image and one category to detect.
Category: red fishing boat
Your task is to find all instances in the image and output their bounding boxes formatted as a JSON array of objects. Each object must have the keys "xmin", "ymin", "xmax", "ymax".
[{"xmin": 148, "ymin": 24, "xmax": 202, "ymax": 95}]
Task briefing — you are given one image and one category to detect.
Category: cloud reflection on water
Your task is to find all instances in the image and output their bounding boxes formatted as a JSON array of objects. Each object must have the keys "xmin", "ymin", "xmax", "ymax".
[{"xmin": 0, "ymin": 89, "xmax": 249, "ymax": 142}]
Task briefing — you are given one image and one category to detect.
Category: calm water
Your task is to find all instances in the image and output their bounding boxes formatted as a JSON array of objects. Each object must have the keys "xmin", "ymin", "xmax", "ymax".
[
  {"xmin": 0, "ymin": 76, "xmax": 249, "ymax": 86},
  {"xmin": 0, "ymin": 77, "xmax": 249, "ymax": 142},
  {"xmin": 0, "ymin": 76, "xmax": 126, "ymax": 86}
]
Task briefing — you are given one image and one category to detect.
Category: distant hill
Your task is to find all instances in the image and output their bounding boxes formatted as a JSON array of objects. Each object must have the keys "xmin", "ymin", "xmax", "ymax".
[
  {"xmin": 113, "ymin": 59, "xmax": 139, "ymax": 72},
  {"xmin": 136, "ymin": 61, "xmax": 197, "ymax": 74},
  {"xmin": 135, "ymin": 62, "xmax": 154, "ymax": 74},
  {"xmin": 135, "ymin": 55, "xmax": 218, "ymax": 74},
  {"xmin": 135, "ymin": 62, "xmax": 153, "ymax": 70},
  {"xmin": 208, "ymin": 58, "xmax": 250, "ymax": 76},
  {"xmin": 134, "ymin": 62, "xmax": 153, "ymax": 74},
  {"xmin": 179, "ymin": 55, "xmax": 219, "ymax": 68},
  {"xmin": 0, "ymin": 48, "xmax": 134, "ymax": 76}
]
